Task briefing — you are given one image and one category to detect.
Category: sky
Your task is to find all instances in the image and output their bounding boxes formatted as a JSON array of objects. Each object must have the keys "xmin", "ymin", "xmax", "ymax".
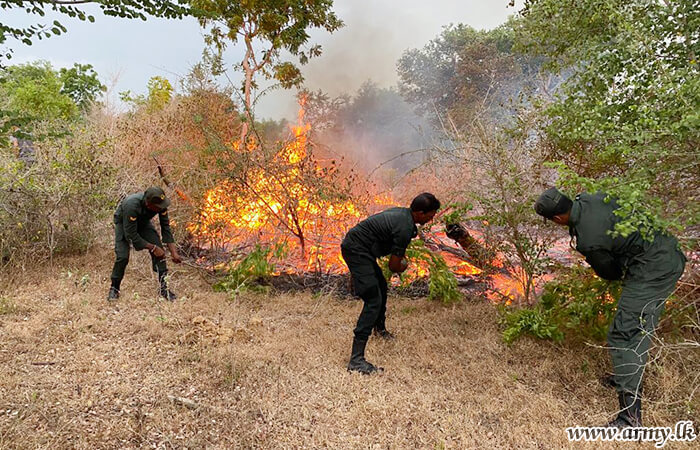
[{"xmin": 4, "ymin": 1, "xmax": 523, "ymax": 120}]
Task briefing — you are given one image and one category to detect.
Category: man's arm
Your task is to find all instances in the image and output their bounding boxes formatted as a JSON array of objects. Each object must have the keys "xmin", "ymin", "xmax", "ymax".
[
  {"xmin": 122, "ymin": 205, "xmax": 151, "ymax": 251},
  {"xmin": 584, "ymin": 249, "xmax": 623, "ymax": 280},
  {"xmin": 158, "ymin": 210, "xmax": 182, "ymax": 263},
  {"xmin": 388, "ymin": 224, "xmax": 413, "ymax": 273},
  {"xmin": 158, "ymin": 210, "xmax": 175, "ymax": 244}
]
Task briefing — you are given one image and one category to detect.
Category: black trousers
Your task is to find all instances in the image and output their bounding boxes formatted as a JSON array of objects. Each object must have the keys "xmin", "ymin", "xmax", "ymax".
[
  {"xmin": 341, "ymin": 246, "xmax": 389, "ymax": 340},
  {"xmin": 111, "ymin": 225, "xmax": 166, "ymax": 281}
]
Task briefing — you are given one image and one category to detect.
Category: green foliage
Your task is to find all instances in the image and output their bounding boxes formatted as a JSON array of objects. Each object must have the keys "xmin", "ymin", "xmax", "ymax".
[
  {"xmin": 501, "ymin": 306, "xmax": 563, "ymax": 344},
  {"xmin": 145, "ymin": 76, "xmax": 173, "ymax": 112},
  {"xmin": 441, "ymin": 202, "xmax": 473, "ymax": 226},
  {"xmin": 0, "ymin": 124, "xmax": 117, "ymax": 265},
  {"xmin": 517, "ymin": 0, "xmax": 699, "ymax": 238},
  {"xmin": 120, "ymin": 76, "xmax": 174, "ymax": 113},
  {"xmin": 397, "ymin": 18, "xmax": 544, "ymax": 127},
  {"xmin": 58, "ymin": 63, "xmax": 106, "ymax": 111},
  {"xmin": 213, "ymin": 244, "xmax": 287, "ymax": 297},
  {"xmin": 500, "ymin": 266, "xmax": 621, "ymax": 344},
  {"xmin": 0, "ymin": 61, "xmax": 78, "ymax": 123},
  {"xmin": 192, "ymin": 0, "xmax": 343, "ymax": 122},
  {"xmin": 193, "ymin": 0, "xmax": 343, "ymax": 81},
  {"xmin": 383, "ymin": 240, "xmax": 462, "ymax": 304},
  {"xmin": 0, "ymin": 61, "xmax": 104, "ymax": 142},
  {"xmin": 0, "ymin": 1, "xmax": 191, "ymax": 61}
]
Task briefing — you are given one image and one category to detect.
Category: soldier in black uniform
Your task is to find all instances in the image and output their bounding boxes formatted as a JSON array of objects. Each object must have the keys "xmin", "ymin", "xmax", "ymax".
[
  {"xmin": 535, "ymin": 187, "xmax": 686, "ymax": 428},
  {"xmin": 108, "ymin": 186, "xmax": 182, "ymax": 301},
  {"xmin": 341, "ymin": 193, "xmax": 441, "ymax": 374}
]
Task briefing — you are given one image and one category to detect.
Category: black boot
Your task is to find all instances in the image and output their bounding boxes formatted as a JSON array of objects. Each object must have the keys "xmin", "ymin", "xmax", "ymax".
[
  {"xmin": 159, "ymin": 283, "xmax": 177, "ymax": 301},
  {"xmin": 605, "ymin": 392, "xmax": 642, "ymax": 428},
  {"xmin": 107, "ymin": 278, "xmax": 121, "ymax": 301},
  {"xmin": 158, "ymin": 270, "xmax": 176, "ymax": 301},
  {"xmin": 107, "ymin": 286, "xmax": 120, "ymax": 301},
  {"xmin": 347, "ymin": 338, "xmax": 382, "ymax": 374}
]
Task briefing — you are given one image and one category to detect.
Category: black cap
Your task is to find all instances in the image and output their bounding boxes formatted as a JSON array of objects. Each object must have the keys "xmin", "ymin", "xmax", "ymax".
[
  {"xmin": 534, "ymin": 187, "xmax": 572, "ymax": 220},
  {"xmin": 144, "ymin": 186, "xmax": 171, "ymax": 210}
]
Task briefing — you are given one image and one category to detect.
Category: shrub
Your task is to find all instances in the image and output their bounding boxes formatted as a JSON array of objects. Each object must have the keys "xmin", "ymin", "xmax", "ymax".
[
  {"xmin": 501, "ymin": 307, "xmax": 563, "ymax": 344},
  {"xmin": 500, "ymin": 265, "xmax": 621, "ymax": 343},
  {"xmin": 213, "ymin": 244, "xmax": 287, "ymax": 297},
  {"xmin": 0, "ymin": 124, "xmax": 116, "ymax": 267},
  {"xmin": 382, "ymin": 240, "xmax": 462, "ymax": 304}
]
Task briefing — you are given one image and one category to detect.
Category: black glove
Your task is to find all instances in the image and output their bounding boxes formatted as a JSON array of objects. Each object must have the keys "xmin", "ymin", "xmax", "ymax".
[{"xmin": 445, "ymin": 223, "xmax": 467, "ymax": 241}]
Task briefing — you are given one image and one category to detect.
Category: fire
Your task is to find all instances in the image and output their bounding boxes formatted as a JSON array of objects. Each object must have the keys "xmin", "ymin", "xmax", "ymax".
[
  {"xmin": 441, "ymin": 252, "xmax": 482, "ymax": 276},
  {"xmin": 187, "ymin": 99, "xmax": 526, "ymax": 300},
  {"xmin": 188, "ymin": 99, "xmax": 372, "ymax": 273}
]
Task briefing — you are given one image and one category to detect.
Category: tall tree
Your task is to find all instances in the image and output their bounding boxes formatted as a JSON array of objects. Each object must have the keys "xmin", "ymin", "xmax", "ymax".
[
  {"xmin": 191, "ymin": 0, "xmax": 343, "ymax": 144},
  {"xmin": 0, "ymin": 61, "xmax": 104, "ymax": 141},
  {"xmin": 516, "ymin": 0, "xmax": 699, "ymax": 237},
  {"xmin": 59, "ymin": 63, "xmax": 106, "ymax": 111},
  {"xmin": 0, "ymin": 0, "xmax": 191, "ymax": 60},
  {"xmin": 397, "ymin": 19, "xmax": 543, "ymax": 128}
]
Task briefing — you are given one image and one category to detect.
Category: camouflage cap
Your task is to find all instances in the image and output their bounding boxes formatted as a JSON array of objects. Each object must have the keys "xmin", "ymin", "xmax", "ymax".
[
  {"xmin": 534, "ymin": 187, "xmax": 571, "ymax": 219},
  {"xmin": 144, "ymin": 186, "xmax": 171, "ymax": 210}
]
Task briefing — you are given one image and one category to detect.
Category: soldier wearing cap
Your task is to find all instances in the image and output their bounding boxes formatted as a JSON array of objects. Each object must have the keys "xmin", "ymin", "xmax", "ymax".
[
  {"xmin": 108, "ymin": 186, "xmax": 182, "ymax": 301},
  {"xmin": 535, "ymin": 187, "xmax": 686, "ymax": 428},
  {"xmin": 341, "ymin": 193, "xmax": 441, "ymax": 374}
]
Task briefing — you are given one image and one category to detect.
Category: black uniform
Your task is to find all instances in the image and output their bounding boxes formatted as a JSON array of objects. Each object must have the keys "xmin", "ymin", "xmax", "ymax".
[
  {"xmin": 110, "ymin": 192, "xmax": 175, "ymax": 282},
  {"xmin": 341, "ymin": 207, "xmax": 417, "ymax": 340}
]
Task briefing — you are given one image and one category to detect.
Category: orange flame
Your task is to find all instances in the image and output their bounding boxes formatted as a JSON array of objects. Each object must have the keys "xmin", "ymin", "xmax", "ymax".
[{"xmin": 188, "ymin": 100, "xmax": 502, "ymax": 285}]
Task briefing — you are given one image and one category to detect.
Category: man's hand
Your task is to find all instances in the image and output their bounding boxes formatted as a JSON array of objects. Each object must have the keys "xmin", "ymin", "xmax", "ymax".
[
  {"xmin": 150, "ymin": 245, "xmax": 166, "ymax": 258},
  {"xmin": 445, "ymin": 223, "xmax": 467, "ymax": 241},
  {"xmin": 388, "ymin": 254, "xmax": 408, "ymax": 273},
  {"xmin": 168, "ymin": 243, "xmax": 182, "ymax": 264}
]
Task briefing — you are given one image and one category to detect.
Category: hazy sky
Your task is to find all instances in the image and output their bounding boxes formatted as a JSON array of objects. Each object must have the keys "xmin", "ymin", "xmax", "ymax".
[{"xmin": 5, "ymin": 1, "xmax": 523, "ymax": 120}]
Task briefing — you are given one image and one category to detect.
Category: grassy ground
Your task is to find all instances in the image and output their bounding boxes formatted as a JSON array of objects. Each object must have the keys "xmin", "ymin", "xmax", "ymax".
[{"xmin": 0, "ymin": 249, "xmax": 697, "ymax": 449}]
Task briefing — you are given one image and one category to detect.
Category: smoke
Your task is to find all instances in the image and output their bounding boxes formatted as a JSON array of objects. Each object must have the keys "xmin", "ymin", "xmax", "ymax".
[{"xmin": 256, "ymin": 0, "xmax": 521, "ymax": 120}]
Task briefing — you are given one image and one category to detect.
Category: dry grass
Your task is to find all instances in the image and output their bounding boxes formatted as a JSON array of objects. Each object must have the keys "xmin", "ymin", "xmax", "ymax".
[{"xmin": 0, "ymin": 249, "xmax": 697, "ymax": 449}]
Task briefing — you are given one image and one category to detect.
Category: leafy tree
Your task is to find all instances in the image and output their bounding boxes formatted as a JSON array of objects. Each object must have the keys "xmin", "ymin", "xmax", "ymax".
[
  {"xmin": 119, "ymin": 75, "xmax": 174, "ymax": 112},
  {"xmin": 145, "ymin": 75, "xmax": 174, "ymax": 112},
  {"xmin": 0, "ymin": 0, "xmax": 191, "ymax": 60},
  {"xmin": 191, "ymin": 0, "xmax": 343, "ymax": 143},
  {"xmin": 0, "ymin": 61, "xmax": 105, "ymax": 144},
  {"xmin": 59, "ymin": 63, "xmax": 106, "ymax": 111},
  {"xmin": 0, "ymin": 61, "xmax": 78, "ymax": 123},
  {"xmin": 516, "ymin": 0, "xmax": 699, "ymax": 238},
  {"xmin": 397, "ymin": 19, "xmax": 543, "ymax": 128}
]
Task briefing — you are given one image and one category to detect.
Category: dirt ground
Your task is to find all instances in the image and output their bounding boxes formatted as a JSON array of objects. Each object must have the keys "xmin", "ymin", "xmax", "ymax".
[{"xmin": 0, "ymin": 250, "xmax": 697, "ymax": 449}]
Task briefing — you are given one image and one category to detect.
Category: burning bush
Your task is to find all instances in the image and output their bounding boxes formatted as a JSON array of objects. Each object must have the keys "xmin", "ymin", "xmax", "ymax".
[{"xmin": 188, "ymin": 99, "xmax": 378, "ymax": 274}]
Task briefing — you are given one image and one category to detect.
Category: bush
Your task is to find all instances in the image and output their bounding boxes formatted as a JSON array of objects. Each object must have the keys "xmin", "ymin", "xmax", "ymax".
[
  {"xmin": 0, "ymin": 125, "xmax": 116, "ymax": 267},
  {"xmin": 213, "ymin": 244, "xmax": 287, "ymax": 297},
  {"xmin": 382, "ymin": 240, "xmax": 462, "ymax": 304},
  {"xmin": 500, "ymin": 265, "xmax": 621, "ymax": 343},
  {"xmin": 501, "ymin": 307, "xmax": 563, "ymax": 344}
]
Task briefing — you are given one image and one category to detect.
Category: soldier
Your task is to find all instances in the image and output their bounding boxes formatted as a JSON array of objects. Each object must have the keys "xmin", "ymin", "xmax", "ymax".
[
  {"xmin": 341, "ymin": 192, "xmax": 441, "ymax": 374},
  {"xmin": 535, "ymin": 187, "xmax": 686, "ymax": 428},
  {"xmin": 108, "ymin": 186, "xmax": 182, "ymax": 301}
]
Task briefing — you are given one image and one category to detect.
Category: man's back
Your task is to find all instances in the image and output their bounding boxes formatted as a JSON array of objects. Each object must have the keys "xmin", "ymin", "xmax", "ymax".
[
  {"xmin": 570, "ymin": 193, "xmax": 684, "ymax": 284},
  {"xmin": 342, "ymin": 207, "xmax": 417, "ymax": 258}
]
